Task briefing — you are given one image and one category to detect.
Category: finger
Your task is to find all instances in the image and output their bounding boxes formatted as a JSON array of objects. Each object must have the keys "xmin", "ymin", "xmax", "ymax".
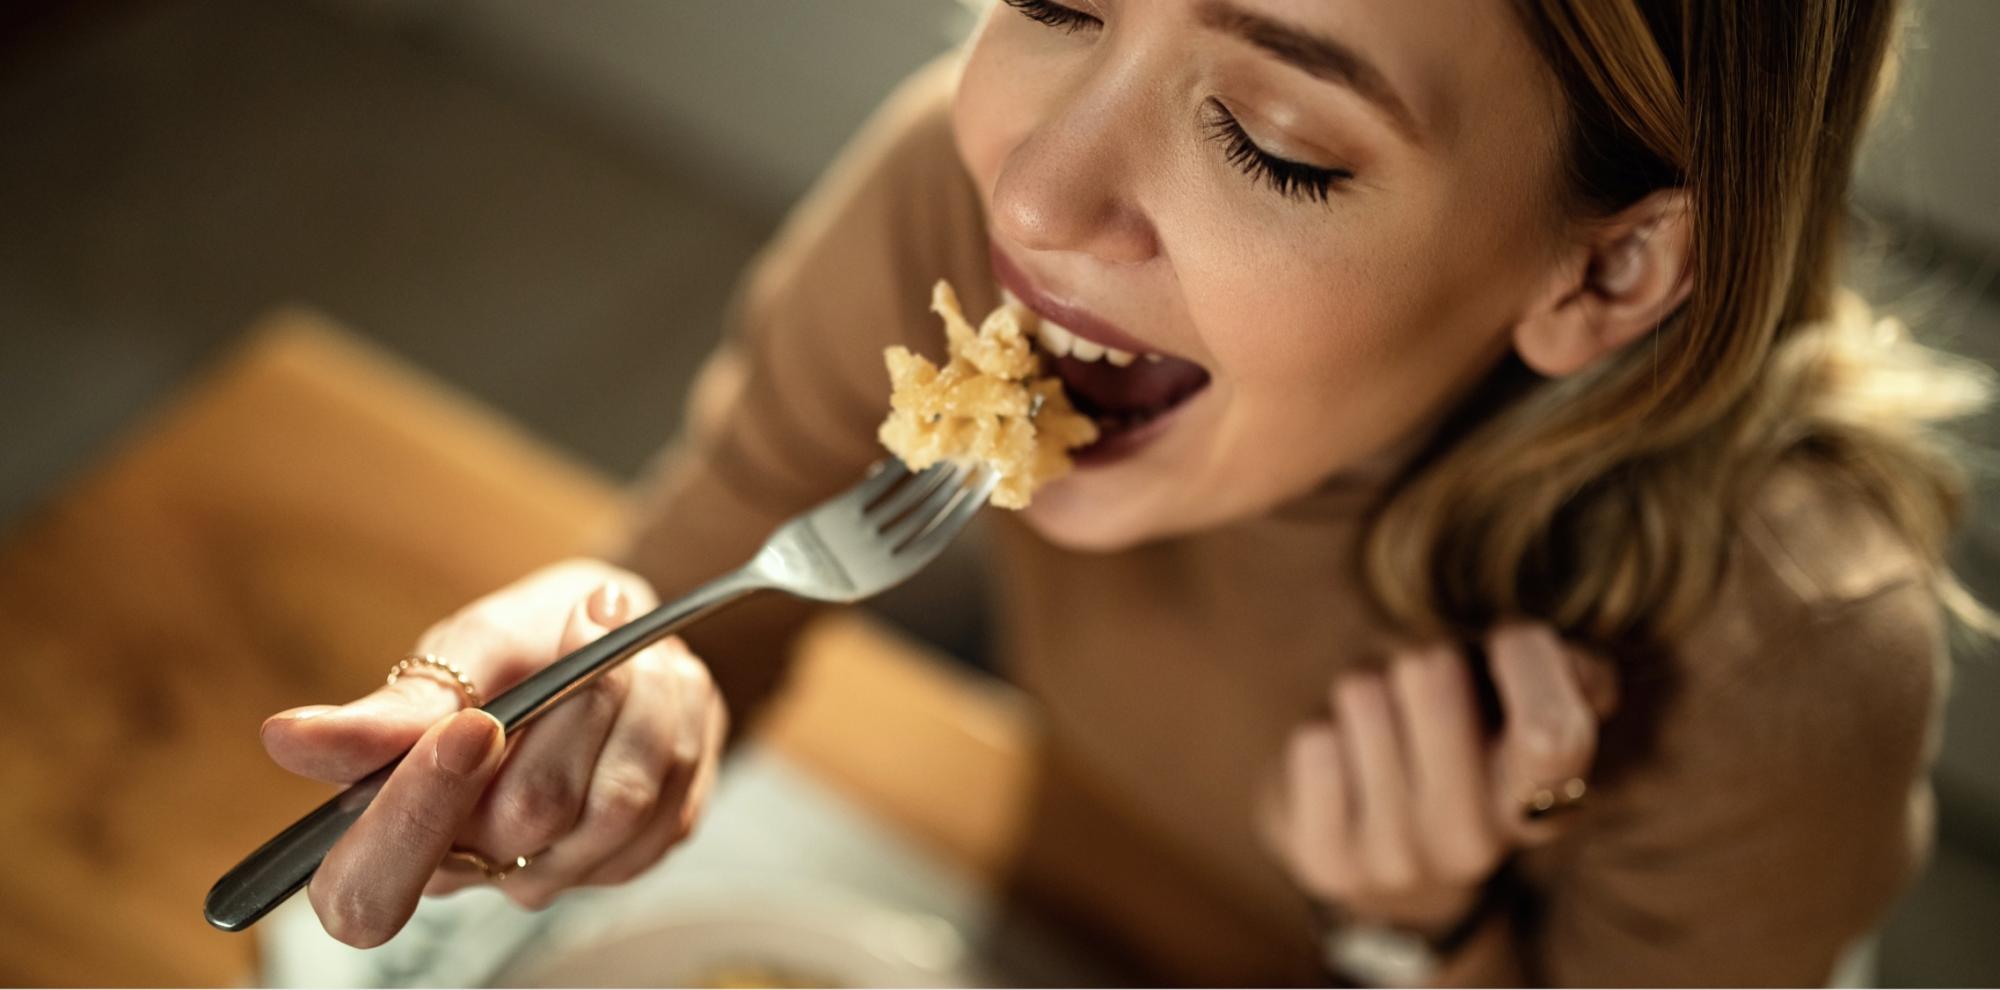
[
  {"xmin": 1332, "ymin": 674, "xmax": 1420, "ymax": 892},
  {"xmin": 422, "ymin": 863, "xmax": 486, "ymax": 899},
  {"xmin": 262, "ymin": 672, "xmax": 466, "ymax": 785},
  {"xmin": 580, "ymin": 656, "xmax": 728, "ymax": 888},
  {"xmin": 459, "ymin": 582, "xmax": 633, "ymax": 864},
  {"xmin": 679, "ymin": 690, "xmax": 729, "ymax": 833},
  {"xmin": 264, "ymin": 564, "xmax": 658, "ymax": 786},
  {"xmin": 1390, "ymin": 644, "xmax": 1500, "ymax": 884},
  {"xmin": 429, "ymin": 572, "xmax": 661, "ymax": 899},
  {"xmin": 1487, "ymin": 622, "xmax": 1597, "ymax": 838},
  {"xmin": 1570, "ymin": 648, "xmax": 1620, "ymax": 720},
  {"xmin": 1281, "ymin": 721, "xmax": 1355, "ymax": 900},
  {"xmin": 418, "ymin": 565, "xmax": 663, "ymax": 691},
  {"xmin": 264, "ymin": 608, "xmax": 535, "ymax": 785},
  {"xmin": 574, "ymin": 757, "xmax": 700, "ymax": 889},
  {"xmin": 500, "ymin": 639, "xmax": 698, "ymax": 906},
  {"xmin": 309, "ymin": 709, "xmax": 504, "ymax": 948}
]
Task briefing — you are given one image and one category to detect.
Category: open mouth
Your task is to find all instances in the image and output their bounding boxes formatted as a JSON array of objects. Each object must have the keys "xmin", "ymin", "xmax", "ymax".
[
  {"xmin": 1035, "ymin": 319, "xmax": 1211, "ymax": 442},
  {"xmin": 993, "ymin": 284, "xmax": 1212, "ymax": 459}
]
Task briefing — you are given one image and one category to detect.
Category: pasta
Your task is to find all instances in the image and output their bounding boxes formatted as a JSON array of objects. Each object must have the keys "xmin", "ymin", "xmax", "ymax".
[{"xmin": 878, "ymin": 280, "xmax": 1098, "ymax": 508}]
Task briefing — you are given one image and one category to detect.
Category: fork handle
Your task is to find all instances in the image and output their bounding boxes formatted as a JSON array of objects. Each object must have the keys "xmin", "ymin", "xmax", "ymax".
[{"xmin": 202, "ymin": 567, "xmax": 765, "ymax": 933}]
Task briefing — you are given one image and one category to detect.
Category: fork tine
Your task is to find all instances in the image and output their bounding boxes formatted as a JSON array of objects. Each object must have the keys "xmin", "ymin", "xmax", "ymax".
[
  {"xmin": 868, "ymin": 461, "xmax": 964, "ymax": 527},
  {"xmin": 849, "ymin": 458, "xmax": 911, "ymax": 507},
  {"xmin": 882, "ymin": 465, "xmax": 975, "ymax": 548},
  {"xmin": 898, "ymin": 469, "xmax": 997, "ymax": 558}
]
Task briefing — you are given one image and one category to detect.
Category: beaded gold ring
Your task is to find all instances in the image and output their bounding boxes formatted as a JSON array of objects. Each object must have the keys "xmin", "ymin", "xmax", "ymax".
[{"xmin": 385, "ymin": 653, "xmax": 482, "ymax": 709}]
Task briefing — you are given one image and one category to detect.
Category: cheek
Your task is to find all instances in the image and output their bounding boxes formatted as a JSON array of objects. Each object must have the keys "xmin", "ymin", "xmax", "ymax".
[
  {"xmin": 1192, "ymin": 249, "xmax": 1410, "ymax": 397},
  {"xmin": 952, "ymin": 32, "xmax": 1053, "ymax": 202},
  {"xmin": 1185, "ymin": 231, "xmax": 1498, "ymax": 453}
]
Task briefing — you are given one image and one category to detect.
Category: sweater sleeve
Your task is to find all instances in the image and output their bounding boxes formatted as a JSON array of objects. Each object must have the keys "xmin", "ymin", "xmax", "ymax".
[
  {"xmin": 609, "ymin": 54, "xmax": 990, "ymax": 735},
  {"xmin": 1453, "ymin": 574, "xmax": 1948, "ymax": 987}
]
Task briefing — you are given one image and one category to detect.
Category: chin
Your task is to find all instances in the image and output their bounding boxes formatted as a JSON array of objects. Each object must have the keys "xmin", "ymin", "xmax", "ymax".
[{"xmin": 1016, "ymin": 473, "xmax": 1169, "ymax": 553}]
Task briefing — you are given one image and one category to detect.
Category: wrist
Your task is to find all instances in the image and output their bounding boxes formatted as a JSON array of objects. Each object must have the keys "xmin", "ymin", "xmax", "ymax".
[
  {"xmin": 1379, "ymin": 887, "xmax": 1484, "ymax": 941},
  {"xmin": 1312, "ymin": 875, "xmax": 1507, "ymax": 986}
]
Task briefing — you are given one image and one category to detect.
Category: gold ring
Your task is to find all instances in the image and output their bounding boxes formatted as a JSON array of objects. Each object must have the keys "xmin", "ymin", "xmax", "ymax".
[
  {"xmin": 444, "ymin": 846, "xmax": 531, "ymax": 881},
  {"xmin": 1523, "ymin": 777, "xmax": 1589, "ymax": 820},
  {"xmin": 387, "ymin": 654, "xmax": 481, "ymax": 708}
]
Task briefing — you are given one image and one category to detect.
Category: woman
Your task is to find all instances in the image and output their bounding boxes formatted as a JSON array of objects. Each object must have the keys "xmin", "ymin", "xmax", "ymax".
[{"xmin": 260, "ymin": 0, "xmax": 1993, "ymax": 983}]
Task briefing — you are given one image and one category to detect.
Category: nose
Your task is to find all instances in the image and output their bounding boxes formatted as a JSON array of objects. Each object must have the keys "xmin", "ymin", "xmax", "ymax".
[{"xmin": 988, "ymin": 101, "xmax": 1159, "ymax": 265}]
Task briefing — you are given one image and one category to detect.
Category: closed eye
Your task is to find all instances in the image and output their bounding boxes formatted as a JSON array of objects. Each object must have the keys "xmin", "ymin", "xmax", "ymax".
[
  {"xmin": 1000, "ymin": 0, "xmax": 1102, "ymax": 34},
  {"xmin": 1201, "ymin": 99, "xmax": 1353, "ymax": 205}
]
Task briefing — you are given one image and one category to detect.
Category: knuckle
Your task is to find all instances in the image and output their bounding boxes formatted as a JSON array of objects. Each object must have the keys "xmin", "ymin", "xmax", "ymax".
[
  {"xmin": 1334, "ymin": 672, "xmax": 1381, "ymax": 706},
  {"xmin": 1516, "ymin": 716, "xmax": 1591, "ymax": 766},
  {"xmin": 414, "ymin": 621, "xmax": 454, "ymax": 656},
  {"xmin": 424, "ymin": 609, "xmax": 516, "ymax": 665},
  {"xmin": 1427, "ymin": 831, "xmax": 1499, "ymax": 885},
  {"xmin": 576, "ymin": 669, "xmax": 628, "ymax": 716},
  {"xmin": 1490, "ymin": 620, "xmax": 1548, "ymax": 655},
  {"xmin": 1372, "ymin": 862, "xmax": 1417, "ymax": 893},
  {"xmin": 384, "ymin": 800, "xmax": 455, "ymax": 851},
  {"xmin": 1363, "ymin": 844, "xmax": 1418, "ymax": 891},
  {"xmin": 585, "ymin": 772, "xmax": 659, "ymax": 835},
  {"xmin": 629, "ymin": 643, "xmax": 669, "ymax": 676},
  {"xmin": 1515, "ymin": 726, "xmax": 1563, "ymax": 764},
  {"xmin": 670, "ymin": 651, "xmax": 714, "ymax": 695},
  {"xmin": 454, "ymin": 605, "xmax": 516, "ymax": 644},
  {"xmin": 496, "ymin": 777, "xmax": 584, "ymax": 849}
]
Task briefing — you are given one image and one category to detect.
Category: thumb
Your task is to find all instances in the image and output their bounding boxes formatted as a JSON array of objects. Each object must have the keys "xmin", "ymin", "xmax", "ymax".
[
  {"xmin": 262, "ymin": 671, "xmax": 468, "ymax": 784},
  {"xmin": 1568, "ymin": 647, "xmax": 1619, "ymax": 720}
]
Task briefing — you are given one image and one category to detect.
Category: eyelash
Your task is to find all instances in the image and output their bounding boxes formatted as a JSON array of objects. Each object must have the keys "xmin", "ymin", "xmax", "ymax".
[
  {"xmin": 1003, "ymin": 0, "xmax": 1353, "ymax": 206},
  {"xmin": 1000, "ymin": 0, "xmax": 1100, "ymax": 33},
  {"xmin": 1201, "ymin": 100, "xmax": 1352, "ymax": 205}
]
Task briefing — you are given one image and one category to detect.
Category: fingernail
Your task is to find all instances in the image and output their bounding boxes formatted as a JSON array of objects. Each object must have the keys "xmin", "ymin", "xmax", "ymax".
[
  {"xmin": 434, "ymin": 710, "xmax": 500, "ymax": 777},
  {"xmin": 587, "ymin": 581, "xmax": 629, "ymax": 626},
  {"xmin": 261, "ymin": 706, "xmax": 338, "ymax": 741},
  {"xmin": 274, "ymin": 705, "xmax": 338, "ymax": 722}
]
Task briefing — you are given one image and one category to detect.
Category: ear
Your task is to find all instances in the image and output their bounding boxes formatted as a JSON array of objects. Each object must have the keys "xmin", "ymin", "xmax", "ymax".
[{"xmin": 1512, "ymin": 190, "xmax": 1693, "ymax": 378}]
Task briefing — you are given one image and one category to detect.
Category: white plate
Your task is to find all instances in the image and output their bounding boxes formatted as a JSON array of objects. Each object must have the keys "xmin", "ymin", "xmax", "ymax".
[{"xmin": 496, "ymin": 889, "xmax": 975, "ymax": 988}]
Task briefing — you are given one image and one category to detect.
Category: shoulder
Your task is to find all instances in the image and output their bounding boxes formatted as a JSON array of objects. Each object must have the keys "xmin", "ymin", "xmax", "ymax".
[
  {"xmin": 1737, "ymin": 458, "xmax": 1934, "ymax": 606},
  {"xmin": 1679, "ymin": 457, "xmax": 1943, "ymax": 664},
  {"xmin": 1544, "ymin": 461, "xmax": 1952, "ymax": 985},
  {"xmin": 1653, "ymin": 458, "xmax": 1947, "ymax": 767}
]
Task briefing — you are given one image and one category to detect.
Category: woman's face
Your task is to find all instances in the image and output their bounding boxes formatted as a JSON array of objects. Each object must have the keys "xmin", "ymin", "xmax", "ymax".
[{"xmin": 953, "ymin": 0, "xmax": 1568, "ymax": 550}]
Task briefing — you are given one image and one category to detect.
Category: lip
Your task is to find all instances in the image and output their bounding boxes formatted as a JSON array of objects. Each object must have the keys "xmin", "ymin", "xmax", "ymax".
[
  {"xmin": 988, "ymin": 242, "xmax": 1173, "ymax": 360},
  {"xmin": 1069, "ymin": 390, "xmax": 1205, "ymax": 468}
]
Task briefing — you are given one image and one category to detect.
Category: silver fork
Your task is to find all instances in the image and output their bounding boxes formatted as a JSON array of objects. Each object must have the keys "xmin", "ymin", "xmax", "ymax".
[{"xmin": 204, "ymin": 458, "xmax": 996, "ymax": 933}]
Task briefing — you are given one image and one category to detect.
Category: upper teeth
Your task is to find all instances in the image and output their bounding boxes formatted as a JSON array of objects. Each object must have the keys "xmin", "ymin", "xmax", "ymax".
[
  {"xmin": 1039, "ymin": 319, "xmax": 1135, "ymax": 365},
  {"xmin": 1002, "ymin": 291, "xmax": 1144, "ymax": 366}
]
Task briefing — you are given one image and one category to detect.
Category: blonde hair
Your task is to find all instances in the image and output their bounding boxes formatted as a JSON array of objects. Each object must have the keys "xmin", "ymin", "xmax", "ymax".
[{"xmin": 1361, "ymin": 0, "xmax": 1997, "ymax": 654}]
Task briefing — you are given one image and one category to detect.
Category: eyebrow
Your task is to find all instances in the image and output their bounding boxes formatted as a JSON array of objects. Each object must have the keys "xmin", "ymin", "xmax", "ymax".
[{"xmin": 1194, "ymin": 0, "xmax": 1422, "ymax": 142}]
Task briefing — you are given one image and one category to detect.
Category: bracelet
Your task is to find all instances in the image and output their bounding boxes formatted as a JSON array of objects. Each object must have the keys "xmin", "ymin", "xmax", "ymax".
[{"xmin": 1312, "ymin": 870, "xmax": 1512, "ymax": 987}]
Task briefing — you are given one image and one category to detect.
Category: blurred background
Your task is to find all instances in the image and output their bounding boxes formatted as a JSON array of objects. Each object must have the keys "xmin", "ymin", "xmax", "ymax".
[{"xmin": 0, "ymin": 0, "xmax": 1995, "ymax": 985}]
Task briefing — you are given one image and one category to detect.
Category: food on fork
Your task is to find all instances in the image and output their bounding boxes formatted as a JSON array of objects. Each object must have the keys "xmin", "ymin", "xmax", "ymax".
[{"xmin": 878, "ymin": 280, "xmax": 1098, "ymax": 508}]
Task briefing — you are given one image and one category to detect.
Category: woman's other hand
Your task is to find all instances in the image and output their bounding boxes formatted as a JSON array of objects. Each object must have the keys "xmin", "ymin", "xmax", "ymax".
[
  {"xmin": 258, "ymin": 559, "xmax": 727, "ymax": 947},
  {"xmin": 1260, "ymin": 622, "xmax": 1617, "ymax": 935}
]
